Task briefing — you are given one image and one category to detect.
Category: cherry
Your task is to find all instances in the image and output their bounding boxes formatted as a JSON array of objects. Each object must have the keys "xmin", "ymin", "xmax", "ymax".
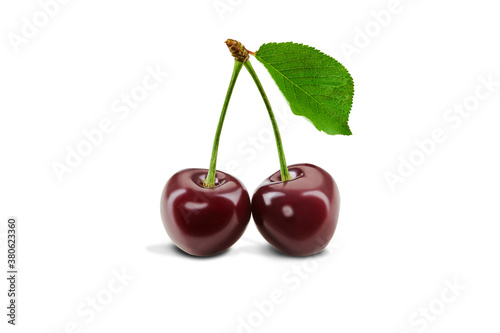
[
  {"xmin": 160, "ymin": 169, "xmax": 251, "ymax": 256},
  {"xmin": 252, "ymin": 164, "xmax": 340, "ymax": 256},
  {"xmin": 241, "ymin": 55, "xmax": 341, "ymax": 256},
  {"xmin": 160, "ymin": 56, "xmax": 249, "ymax": 256}
]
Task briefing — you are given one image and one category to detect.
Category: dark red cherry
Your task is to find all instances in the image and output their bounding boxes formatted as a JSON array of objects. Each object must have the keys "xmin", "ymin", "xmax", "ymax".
[
  {"xmin": 160, "ymin": 169, "xmax": 251, "ymax": 256},
  {"xmin": 251, "ymin": 163, "xmax": 340, "ymax": 256}
]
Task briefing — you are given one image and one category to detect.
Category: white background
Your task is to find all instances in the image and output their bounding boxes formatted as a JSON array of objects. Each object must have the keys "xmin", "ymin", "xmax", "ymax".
[{"xmin": 1, "ymin": 0, "xmax": 500, "ymax": 332}]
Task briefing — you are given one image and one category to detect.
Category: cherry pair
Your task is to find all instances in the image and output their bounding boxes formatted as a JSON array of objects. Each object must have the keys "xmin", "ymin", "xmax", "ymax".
[
  {"xmin": 160, "ymin": 163, "xmax": 339, "ymax": 257},
  {"xmin": 160, "ymin": 40, "xmax": 344, "ymax": 257}
]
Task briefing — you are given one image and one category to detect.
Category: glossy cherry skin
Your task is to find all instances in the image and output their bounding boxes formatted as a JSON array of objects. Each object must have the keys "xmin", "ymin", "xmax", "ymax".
[
  {"xmin": 160, "ymin": 169, "xmax": 251, "ymax": 256},
  {"xmin": 252, "ymin": 164, "xmax": 340, "ymax": 256}
]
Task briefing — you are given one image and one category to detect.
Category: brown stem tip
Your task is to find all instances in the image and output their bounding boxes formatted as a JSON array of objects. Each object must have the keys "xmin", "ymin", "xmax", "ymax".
[{"xmin": 225, "ymin": 39, "xmax": 249, "ymax": 63}]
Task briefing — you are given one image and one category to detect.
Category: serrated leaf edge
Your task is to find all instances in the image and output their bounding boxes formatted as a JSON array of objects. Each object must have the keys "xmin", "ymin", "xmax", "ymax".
[{"xmin": 255, "ymin": 42, "xmax": 354, "ymax": 135}]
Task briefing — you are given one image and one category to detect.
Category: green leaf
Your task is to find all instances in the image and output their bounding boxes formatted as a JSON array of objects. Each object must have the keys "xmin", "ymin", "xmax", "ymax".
[{"xmin": 255, "ymin": 42, "xmax": 354, "ymax": 135}]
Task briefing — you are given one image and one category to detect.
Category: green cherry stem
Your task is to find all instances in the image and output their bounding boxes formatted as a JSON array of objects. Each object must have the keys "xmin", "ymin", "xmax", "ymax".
[
  {"xmin": 244, "ymin": 60, "xmax": 291, "ymax": 182},
  {"xmin": 204, "ymin": 60, "xmax": 243, "ymax": 188}
]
